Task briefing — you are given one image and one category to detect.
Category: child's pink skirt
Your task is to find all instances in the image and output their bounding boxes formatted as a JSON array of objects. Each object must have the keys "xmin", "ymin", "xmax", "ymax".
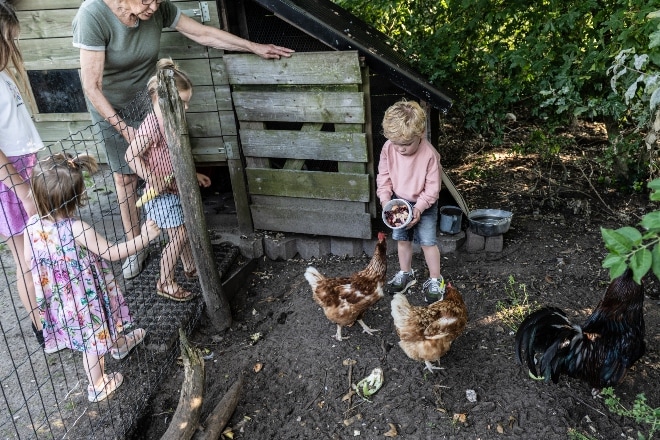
[{"xmin": 0, "ymin": 153, "xmax": 36, "ymax": 237}]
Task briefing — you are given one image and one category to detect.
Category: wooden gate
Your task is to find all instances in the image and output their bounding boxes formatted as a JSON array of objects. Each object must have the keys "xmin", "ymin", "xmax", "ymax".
[{"xmin": 223, "ymin": 51, "xmax": 374, "ymax": 239}]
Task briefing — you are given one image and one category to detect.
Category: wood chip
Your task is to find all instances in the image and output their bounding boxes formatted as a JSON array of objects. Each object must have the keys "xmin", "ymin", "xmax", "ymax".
[{"xmin": 383, "ymin": 423, "xmax": 398, "ymax": 437}]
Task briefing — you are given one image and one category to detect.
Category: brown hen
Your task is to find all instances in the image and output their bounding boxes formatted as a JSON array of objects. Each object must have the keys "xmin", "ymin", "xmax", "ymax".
[
  {"xmin": 304, "ymin": 232, "xmax": 387, "ymax": 341},
  {"xmin": 391, "ymin": 283, "xmax": 468, "ymax": 372}
]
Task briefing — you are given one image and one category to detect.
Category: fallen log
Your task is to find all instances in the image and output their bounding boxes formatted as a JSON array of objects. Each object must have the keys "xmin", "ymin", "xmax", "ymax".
[
  {"xmin": 193, "ymin": 373, "xmax": 245, "ymax": 440},
  {"xmin": 160, "ymin": 329, "xmax": 205, "ymax": 440}
]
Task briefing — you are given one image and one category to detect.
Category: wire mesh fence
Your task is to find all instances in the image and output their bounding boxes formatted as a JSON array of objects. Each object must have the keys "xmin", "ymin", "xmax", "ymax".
[{"xmin": 0, "ymin": 88, "xmax": 212, "ymax": 439}]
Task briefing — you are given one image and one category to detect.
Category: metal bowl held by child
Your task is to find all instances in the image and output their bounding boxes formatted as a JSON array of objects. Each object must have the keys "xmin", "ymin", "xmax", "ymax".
[
  {"xmin": 467, "ymin": 209, "xmax": 512, "ymax": 236},
  {"xmin": 383, "ymin": 199, "xmax": 413, "ymax": 230}
]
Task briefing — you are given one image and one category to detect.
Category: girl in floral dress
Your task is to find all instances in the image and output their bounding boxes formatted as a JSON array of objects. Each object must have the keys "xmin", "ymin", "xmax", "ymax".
[{"xmin": 24, "ymin": 153, "xmax": 161, "ymax": 402}]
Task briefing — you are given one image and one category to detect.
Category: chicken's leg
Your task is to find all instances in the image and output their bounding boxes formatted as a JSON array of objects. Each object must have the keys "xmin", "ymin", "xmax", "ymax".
[
  {"xmin": 334, "ymin": 325, "xmax": 345, "ymax": 341},
  {"xmin": 424, "ymin": 361, "xmax": 445, "ymax": 373},
  {"xmin": 357, "ymin": 319, "xmax": 380, "ymax": 336}
]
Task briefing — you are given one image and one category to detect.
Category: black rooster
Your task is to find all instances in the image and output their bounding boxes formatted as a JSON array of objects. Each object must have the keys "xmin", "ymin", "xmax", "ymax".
[{"xmin": 514, "ymin": 269, "xmax": 646, "ymax": 394}]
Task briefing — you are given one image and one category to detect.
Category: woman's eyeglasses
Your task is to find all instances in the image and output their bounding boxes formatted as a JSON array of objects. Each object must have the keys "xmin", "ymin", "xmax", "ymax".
[{"xmin": 142, "ymin": 0, "xmax": 164, "ymax": 5}]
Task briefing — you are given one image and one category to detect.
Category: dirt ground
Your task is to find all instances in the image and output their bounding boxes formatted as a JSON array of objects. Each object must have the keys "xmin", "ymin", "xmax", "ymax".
[{"xmin": 132, "ymin": 121, "xmax": 660, "ymax": 440}]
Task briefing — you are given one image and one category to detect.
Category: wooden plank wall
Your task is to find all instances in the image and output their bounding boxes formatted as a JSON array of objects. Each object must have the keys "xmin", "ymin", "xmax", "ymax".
[
  {"xmin": 14, "ymin": 0, "xmax": 234, "ymax": 164},
  {"xmin": 224, "ymin": 51, "xmax": 373, "ymax": 239}
]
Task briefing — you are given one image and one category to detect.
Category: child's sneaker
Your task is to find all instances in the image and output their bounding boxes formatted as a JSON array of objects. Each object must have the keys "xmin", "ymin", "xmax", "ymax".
[
  {"xmin": 423, "ymin": 276, "xmax": 446, "ymax": 303},
  {"xmin": 387, "ymin": 270, "xmax": 416, "ymax": 294}
]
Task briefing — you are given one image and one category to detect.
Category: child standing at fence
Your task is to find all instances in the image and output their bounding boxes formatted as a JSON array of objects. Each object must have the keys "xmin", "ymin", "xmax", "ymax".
[
  {"xmin": 376, "ymin": 100, "xmax": 446, "ymax": 303},
  {"xmin": 125, "ymin": 58, "xmax": 210, "ymax": 302},
  {"xmin": 0, "ymin": 1, "xmax": 46, "ymax": 344},
  {"xmin": 25, "ymin": 153, "xmax": 161, "ymax": 402}
]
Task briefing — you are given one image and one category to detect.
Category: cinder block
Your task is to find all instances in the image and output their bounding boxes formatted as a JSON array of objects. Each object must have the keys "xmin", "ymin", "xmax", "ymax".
[
  {"xmin": 484, "ymin": 234, "xmax": 504, "ymax": 253},
  {"xmin": 264, "ymin": 236, "xmax": 298, "ymax": 260},
  {"xmin": 331, "ymin": 238, "xmax": 363, "ymax": 257},
  {"xmin": 363, "ymin": 237, "xmax": 399, "ymax": 256},
  {"xmin": 213, "ymin": 231, "xmax": 264, "ymax": 259},
  {"xmin": 465, "ymin": 230, "xmax": 485, "ymax": 253},
  {"xmin": 297, "ymin": 237, "xmax": 331, "ymax": 260},
  {"xmin": 237, "ymin": 235, "xmax": 264, "ymax": 259},
  {"xmin": 438, "ymin": 231, "xmax": 466, "ymax": 254}
]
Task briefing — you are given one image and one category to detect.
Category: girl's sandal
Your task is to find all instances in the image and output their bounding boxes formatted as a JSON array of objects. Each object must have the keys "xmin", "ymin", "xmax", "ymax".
[
  {"xmin": 88, "ymin": 372, "xmax": 124, "ymax": 402},
  {"xmin": 157, "ymin": 281, "xmax": 196, "ymax": 302},
  {"xmin": 184, "ymin": 267, "xmax": 198, "ymax": 280},
  {"xmin": 111, "ymin": 328, "xmax": 146, "ymax": 361}
]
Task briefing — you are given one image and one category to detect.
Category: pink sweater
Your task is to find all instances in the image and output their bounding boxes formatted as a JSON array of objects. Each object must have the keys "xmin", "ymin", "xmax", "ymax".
[{"xmin": 376, "ymin": 138, "xmax": 442, "ymax": 213}]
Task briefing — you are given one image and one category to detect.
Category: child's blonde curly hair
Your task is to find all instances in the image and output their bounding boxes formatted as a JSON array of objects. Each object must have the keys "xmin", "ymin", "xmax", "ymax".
[{"xmin": 382, "ymin": 100, "xmax": 426, "ymax": 144}]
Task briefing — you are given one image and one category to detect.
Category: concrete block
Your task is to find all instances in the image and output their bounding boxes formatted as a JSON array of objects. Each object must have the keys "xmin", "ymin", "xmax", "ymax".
[
  {"xmin": 297, "ymin": 237, "xmax": 331, "ymax": 260},
  {"xmin": 465, "ymin": 230, "xmax": 485, "ymax": 253},
  {"xmin": 331, "ymin": 238, "xmax": 363, "ymax": 257},
  {"xmin": 362, "ymin": 237, "xmax": 378, "ymax": 256},
  {"xmin": 363, "ymin": 237, "xmax": 399, "ymax": 256},
  {"xmin": 211, "ymin": 231, "xmax": 264, "ymax": 259},
  {"xmin": 438, "ymin": 231, "xmax": 466, "ymax": 254},
  {"xmin": 264, "ymin": 236, "xmax": 298, "ymax": 260},
  {"xmin": 485, "ymin": 234, "xmax": 504, "ymax": 253},
  {"xmin": 385, "ymin": 237, "xmax": 398, "ymax": 256},
  {"xmin": 237, "ymin": 236, "xmax": 264, "ymax": 259}
]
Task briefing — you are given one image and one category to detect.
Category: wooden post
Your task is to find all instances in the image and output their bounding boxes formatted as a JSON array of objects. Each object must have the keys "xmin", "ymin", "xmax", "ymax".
[{"xmin": 157, "ymin": 69, "xmax": 232, "ymax": 331}]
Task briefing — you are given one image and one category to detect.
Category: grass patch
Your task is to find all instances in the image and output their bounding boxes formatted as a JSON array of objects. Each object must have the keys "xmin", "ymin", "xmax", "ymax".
[{"xmin": 495, "ymin": 275, "xmax": 539, "ymax": 332}]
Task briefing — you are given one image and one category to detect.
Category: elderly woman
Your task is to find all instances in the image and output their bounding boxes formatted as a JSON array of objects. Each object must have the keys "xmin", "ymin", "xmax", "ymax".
[{"xmin": 73, "ymin": 0, "xmax": 293, "ymax": 279}]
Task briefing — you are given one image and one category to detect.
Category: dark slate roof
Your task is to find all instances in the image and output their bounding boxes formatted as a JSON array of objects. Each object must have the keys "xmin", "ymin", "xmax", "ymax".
[{"xmin": 252, "ymin": 0, "xmax": 453, "ymax": 112}]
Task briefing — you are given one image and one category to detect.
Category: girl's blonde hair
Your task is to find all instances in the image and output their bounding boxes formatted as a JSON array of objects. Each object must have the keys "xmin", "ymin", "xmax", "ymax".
[
  {"xmin": 31, "ymin": 153, "xmax": 99, "ymax": 219},
  {"xmin": 382, "ymin": 100, "xmax": 426, "ymax": 144},
  {"xmin": 146, "ymin": 57, "xmax": 193, "ymax": 98},
  {"xmin": 0, "ymin": 1, "xmax": 30, "ymax": 99}
]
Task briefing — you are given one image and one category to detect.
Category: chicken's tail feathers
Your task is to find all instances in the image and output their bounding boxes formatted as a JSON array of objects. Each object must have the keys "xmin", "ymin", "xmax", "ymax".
[
  {"xmin": 390, "ymin": 293, "xmax": 412, "ymax": 326},
  {"xmin": 514, "ymin": 306, "xmax": 572, "ymax": 377},
  {"xmin": 304, "ymin": 266, "xmax": 324, "ymax": 290}
]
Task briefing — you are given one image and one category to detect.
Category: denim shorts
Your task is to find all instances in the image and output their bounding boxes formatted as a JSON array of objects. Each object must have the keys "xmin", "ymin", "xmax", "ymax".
[
  {"xmin": 144, "ymin": 193, "xmax": 185, "ymax": 230},
  {"xmin": 391, "ymin": 201, "xmax": 438, "ymax": 246}
]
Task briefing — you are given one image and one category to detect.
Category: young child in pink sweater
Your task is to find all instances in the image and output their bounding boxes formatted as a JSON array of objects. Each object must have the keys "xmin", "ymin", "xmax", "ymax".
[{"xmin": 376, "ymin": 100, "xmax": 445, "ymax": 303}]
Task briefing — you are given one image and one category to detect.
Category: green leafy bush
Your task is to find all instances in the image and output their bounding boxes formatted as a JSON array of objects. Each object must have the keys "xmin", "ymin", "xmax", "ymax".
[
  {"xmin": 601, "ymin": 387, "xmax": 660, "ymax": 439},
  {"xmin": 332, "ymin": 1, "xmax": 660, "ymax": 181},
  {"xmin": 602, "ymin": 178, "xmax": 660, "ymax": 283}
]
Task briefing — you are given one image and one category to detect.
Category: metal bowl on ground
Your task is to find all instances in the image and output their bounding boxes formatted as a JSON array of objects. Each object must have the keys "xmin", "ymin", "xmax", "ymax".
[{"xmin": 467, "ymin": 209, "xmax": 513, "ymax": 236}]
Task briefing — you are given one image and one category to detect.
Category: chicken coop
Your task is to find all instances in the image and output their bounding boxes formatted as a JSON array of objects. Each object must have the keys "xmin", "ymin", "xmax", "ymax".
[{"xmin": 16, "ymin": 0, "xmax": 458, "ymax": 242}]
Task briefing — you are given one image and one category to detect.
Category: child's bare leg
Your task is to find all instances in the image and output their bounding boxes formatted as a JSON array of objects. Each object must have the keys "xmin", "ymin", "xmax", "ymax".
[
  {"xmin": 83, "ymin": 351, "xmax": 105, "ymax": 388},
  {"xmin": 180, "ymin": 239, "xmax": 195, "ymax": 272},
  {"xmin": 5, "ymin": 234, "xmax": 40, "ymax": 330},
  {"xmin": 421, "ymin": 244, "xmax": 441, "ymax": 278},
  {"xmin": 397, "ymin": 240, "xmax": 414, "ymax": 272},
  {"xmin": 84, "ymin": 351, "xmax": 123, "ymax": 401},
  {"xmin": 114, "ymin": 173, "xmax": 140, "ymax": 240},
  {"xmin": 158, "ymin": 225, "xmax": 191, "ymax": 297}
]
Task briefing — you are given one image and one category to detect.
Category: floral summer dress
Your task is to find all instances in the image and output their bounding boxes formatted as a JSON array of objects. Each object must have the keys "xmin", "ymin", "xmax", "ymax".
[{"xmin": 25, "ymin": 216, "xmax": 133, "ymax": 355}]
